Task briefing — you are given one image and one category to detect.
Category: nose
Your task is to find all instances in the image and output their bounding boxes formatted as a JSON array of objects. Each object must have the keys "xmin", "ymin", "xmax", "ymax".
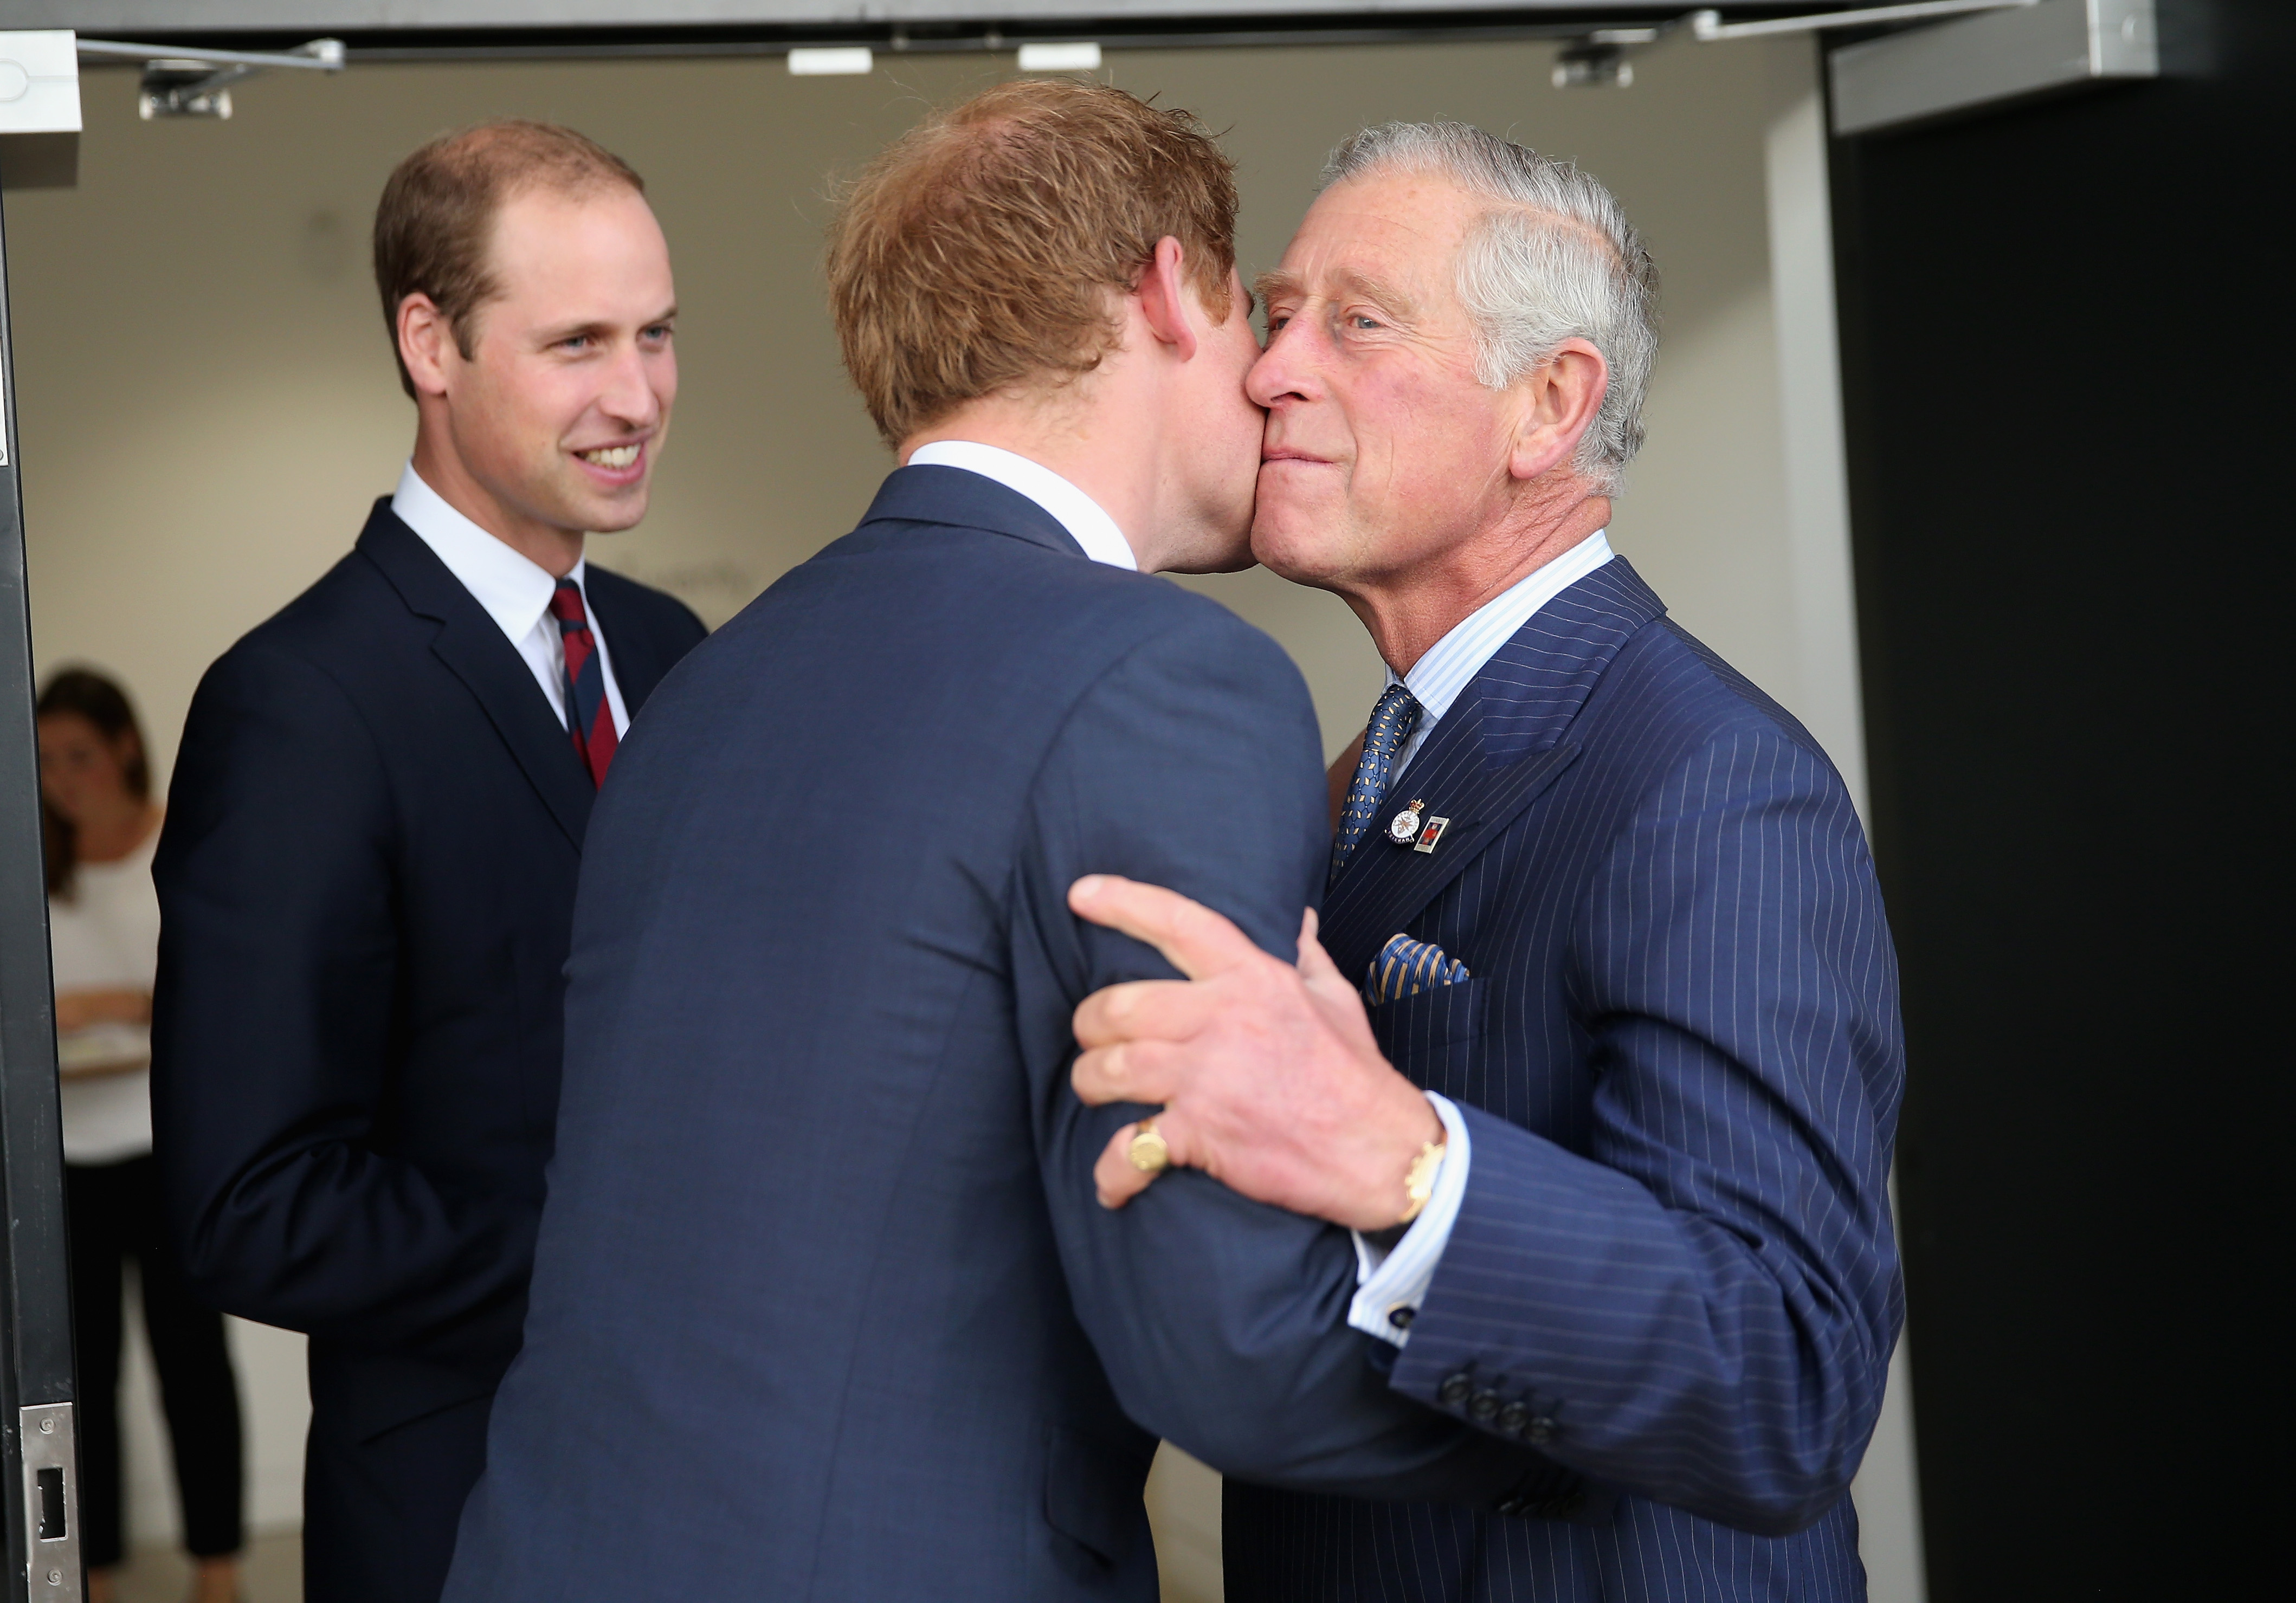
[
  {"xmin": 598, "ymin": 338, "xmax": 666, "ymax": 431},
  {"xmin": 1247, "ymin": 315, "xmax": 1321, "ymax": 411}
]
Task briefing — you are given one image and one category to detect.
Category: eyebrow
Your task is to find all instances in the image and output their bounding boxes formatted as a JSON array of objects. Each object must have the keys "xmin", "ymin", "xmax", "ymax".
[
  {"xmin": 537, "ymin": 306, "xmax": 678, "ymax": 344},
  {"xmin": 1253, "ymin": 268, "xmax": 1420, "ymax": 321}
]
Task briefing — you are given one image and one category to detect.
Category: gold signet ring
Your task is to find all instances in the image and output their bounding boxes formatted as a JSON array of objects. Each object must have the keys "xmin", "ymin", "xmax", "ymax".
[{"xmin": 1127, "ymin": 1120, "xmax": 1171, "ymax": 1174}]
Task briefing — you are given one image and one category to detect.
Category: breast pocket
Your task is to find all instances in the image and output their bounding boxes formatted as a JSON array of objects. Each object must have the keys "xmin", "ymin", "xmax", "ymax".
[{"xmin": 1368, "ymin": 975, "xmax": 1484, "ymax": 1104}]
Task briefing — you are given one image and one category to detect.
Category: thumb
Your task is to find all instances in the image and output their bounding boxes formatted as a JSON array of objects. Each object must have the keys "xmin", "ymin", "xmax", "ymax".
[
  {"xmin": 1296, "ymin": 916, "xmax": 1381, "ymax": 1059},
  {"xmin": 1298, "ymin": 910, "xmax": 1347, "ymax": 988}
]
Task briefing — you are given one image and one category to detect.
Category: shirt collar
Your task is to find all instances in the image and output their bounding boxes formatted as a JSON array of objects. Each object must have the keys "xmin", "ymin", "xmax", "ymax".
[
  {"xmin": 904, "ymin": 441, "xmax": 1138, "ymax": 571},
  {"xmin": 1386, "ymin": 529, "xmax": 1616, "ymax": 719},
  {"xmin": 391, "ymin": 461, "xmax": 586, "ymax": 644}
]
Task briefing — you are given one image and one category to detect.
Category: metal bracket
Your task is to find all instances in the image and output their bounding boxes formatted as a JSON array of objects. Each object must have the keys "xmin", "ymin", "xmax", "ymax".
[
  {"xmin": 1690, "ymin": 0, "xmax": 2036, "ymax": 43},
  {"xmin": 20, "ymin": 1404, "xmax": 79, "ymax": 1600},
  {"xmin": 75, "ymin": 36, "xmax": 344, "ymax": 121},
  {"xmin": 1549, "ymin": 1, "xmax": 2036, "ymax": 90}
]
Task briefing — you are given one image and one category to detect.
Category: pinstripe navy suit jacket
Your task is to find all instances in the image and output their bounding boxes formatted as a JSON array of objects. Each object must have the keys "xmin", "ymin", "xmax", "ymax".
[{"xmin": 1226, "ymin": 559, "xmax": 1904, "ymax": 1601}]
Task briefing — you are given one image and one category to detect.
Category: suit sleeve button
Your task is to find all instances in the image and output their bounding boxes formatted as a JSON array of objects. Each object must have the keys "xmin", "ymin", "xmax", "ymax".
[
  {"xmin": 1437, "ymin": 1373, "xmax": 1472, "ymax": 1407},
  {"xmin": 1468, "ymin": 1388, "xmax": 1501, "ymax": 1423},
  {"xmin": 1497, "ymin": 1401, "xmax": 1530, "ymax": 1437},
  {"xmin": 1526, "ymin": 1415, "xmax": 1556, "ymax": 1445}
]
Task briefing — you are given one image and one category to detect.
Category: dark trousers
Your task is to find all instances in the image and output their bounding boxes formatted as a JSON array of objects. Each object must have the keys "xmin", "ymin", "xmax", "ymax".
[
  {"xmin": 305, "ymin": 1391, "xmax": 492, "ymax": 1603},
  {"xmin": 67, "ymin": 1156, "xmax": 246, "ymax": 1568}
]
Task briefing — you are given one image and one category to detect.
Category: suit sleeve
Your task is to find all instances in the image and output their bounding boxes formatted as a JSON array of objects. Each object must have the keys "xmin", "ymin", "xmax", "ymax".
[
  {"xmin": 1386, "ymin": 723, "xmax": 1905, "ymax": 1535},
  {"xmin": 151, "ymin": 643, "xmax": 535, "ymax": 1361},
  {"xmin": 1011, "ymin": 604, "xmax": 1557, "ymax": 1504}
]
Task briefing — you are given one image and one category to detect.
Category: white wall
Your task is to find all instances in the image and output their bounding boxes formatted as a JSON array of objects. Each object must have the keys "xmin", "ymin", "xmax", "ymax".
[{"xmin": 8, "ymin": 37, "xmax": 1916, "ymax": 1594}]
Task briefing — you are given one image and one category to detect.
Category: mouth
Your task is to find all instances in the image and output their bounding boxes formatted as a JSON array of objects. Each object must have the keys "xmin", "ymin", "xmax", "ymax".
[
  {"xmin": 1260, "ymin": 449, "xmax": 1335, "ymax": 468},
  {"xmin": 572, "ymin": 439, "xmax": 648, "ymax": 483}
]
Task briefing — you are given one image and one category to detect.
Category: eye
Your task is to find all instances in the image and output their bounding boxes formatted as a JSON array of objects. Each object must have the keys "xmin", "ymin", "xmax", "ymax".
[
  {"xmin": 1350, "ymin": 314, "xmax": 1385, "ymax": 332},
  {"xmin": 557, "ymin": 333, "xmax": 595, "ymax": 353}
]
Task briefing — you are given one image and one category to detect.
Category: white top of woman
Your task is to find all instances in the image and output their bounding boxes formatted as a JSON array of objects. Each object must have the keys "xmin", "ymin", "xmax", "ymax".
[{"xmin": 49, "ymin": 824, "xmax": 159, "ymax": 1164}]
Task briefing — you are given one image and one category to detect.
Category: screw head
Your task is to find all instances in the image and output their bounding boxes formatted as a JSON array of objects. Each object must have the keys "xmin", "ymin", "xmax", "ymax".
[
  {"xmin": 37, "ymin": 1418, "xmax": 53, "ymax": 1433},
  {"xmin": 47, "ymin": 1568, "xmax": 62, "ymax": 1585}
]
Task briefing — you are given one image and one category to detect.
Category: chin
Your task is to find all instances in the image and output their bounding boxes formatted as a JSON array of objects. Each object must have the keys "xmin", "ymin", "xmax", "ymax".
[
  {"xmin": 576, "ymin": 488, "xmax": 652, "ymax": 536},
  {"xmin": 1249, "ymin": 513, "xmax": 1342, "ymax": 585}
]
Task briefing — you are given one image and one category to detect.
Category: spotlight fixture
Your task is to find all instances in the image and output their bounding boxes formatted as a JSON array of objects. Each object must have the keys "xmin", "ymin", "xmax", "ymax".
[
  {"xmin": 1552, "ymin": 43, "xmax": 1635, "ymax": 89},
  {"xmin": 71, "ymin": 36, "xmax": 343, "ymax": 121}
]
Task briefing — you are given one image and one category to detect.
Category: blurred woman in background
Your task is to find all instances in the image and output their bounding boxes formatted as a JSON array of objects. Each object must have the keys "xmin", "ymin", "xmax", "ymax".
[{"xmin": 41, "ymin": 668, "xmax": 243, "ymax": 1603}]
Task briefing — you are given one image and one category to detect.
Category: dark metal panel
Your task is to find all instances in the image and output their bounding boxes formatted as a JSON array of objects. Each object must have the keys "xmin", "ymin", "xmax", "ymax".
[
  {"xmin": 0, "ymin": 186, "xmax": 79, "ymax": 1603},
  {"xmin": 1828, "ymin": 2, "xmax": 2283, "ymax": 1595}
]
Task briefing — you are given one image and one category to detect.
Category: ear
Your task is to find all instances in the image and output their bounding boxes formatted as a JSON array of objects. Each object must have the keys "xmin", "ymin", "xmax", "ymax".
[
  {"xmin": 397, "ymin": 292, "xmax": 457, "ymax": 399},
  {"xmin": 1134, "ymin": 236, "xmax": 1201, "ymax": 362},
  {"xmin": 1508, "ymin": 338, "xmax": 1610, "ymax": 482}
]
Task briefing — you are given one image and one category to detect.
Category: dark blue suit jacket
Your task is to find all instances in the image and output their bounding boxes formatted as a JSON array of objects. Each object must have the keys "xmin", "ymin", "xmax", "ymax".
[
  {"xmin": 152, "ymin": 502, "xmax": 705, "ymax": 1601},
  {"xmin": 444, "ymin": 468, "xmax": 1549, "ymax": 1602},
  {"xmin": 1226, "ymin": 560, "xmax": 1905, "ymax": 1601}
]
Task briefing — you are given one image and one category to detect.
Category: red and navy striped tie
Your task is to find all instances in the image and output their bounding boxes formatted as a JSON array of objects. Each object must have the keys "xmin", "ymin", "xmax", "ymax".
[{"xmin": 550, "ymin": 578, "xmax": 618, "ymax": 787}]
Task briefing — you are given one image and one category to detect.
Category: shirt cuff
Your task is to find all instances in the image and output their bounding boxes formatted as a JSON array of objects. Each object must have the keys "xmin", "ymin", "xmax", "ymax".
[{"xmin": 1347, "ymin": 1091, "xmax": 1471, "ymax": 1348}]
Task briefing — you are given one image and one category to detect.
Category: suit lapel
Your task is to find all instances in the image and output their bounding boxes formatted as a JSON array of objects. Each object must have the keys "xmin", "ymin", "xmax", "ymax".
[
  {"xmin": 1321, "ymin": 558, "xmax": 1668, "ymax": 982},
  {"xmin": 356, "ymin": 502, "xmax": 594, "ymax": 850},
  {"xmin": 1321, "ymin": 707, "xmax": 1582, "ymax": 983}
]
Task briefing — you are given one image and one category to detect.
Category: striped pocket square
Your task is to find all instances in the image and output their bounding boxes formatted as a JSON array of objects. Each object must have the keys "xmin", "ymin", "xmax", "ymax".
[{"xmin": 1365, "ymin": 934, "xmax": 1471, "ymax": 1006}]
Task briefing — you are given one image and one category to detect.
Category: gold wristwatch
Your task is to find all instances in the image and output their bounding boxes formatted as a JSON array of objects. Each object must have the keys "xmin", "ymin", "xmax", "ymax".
[{"xmin": 1397, "ymin": 1137, "xmax": 1447, "ymax": 1225}]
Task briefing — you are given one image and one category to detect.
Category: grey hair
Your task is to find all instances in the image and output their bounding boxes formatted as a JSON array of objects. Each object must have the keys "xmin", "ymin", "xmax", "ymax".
[{"xmin": 1321, "ymin": 122, "xmax": 1659, "ymax": 494}]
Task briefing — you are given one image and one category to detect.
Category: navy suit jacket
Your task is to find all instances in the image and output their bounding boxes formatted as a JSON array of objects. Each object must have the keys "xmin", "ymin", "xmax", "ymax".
[
  {"xmin": 152, "ymin": 503, "xmax": 705, "ymax": 1591},
  {"xmin": 444, "ymin": 468, "xmax": 1550, "ymax": 1603},
  {"xmin": 1226, "ymin": 560, "xmax": 1905, "ymax": 1601}
]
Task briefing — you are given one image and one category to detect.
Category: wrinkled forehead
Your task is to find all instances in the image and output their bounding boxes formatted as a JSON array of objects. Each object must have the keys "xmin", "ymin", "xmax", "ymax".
[{"xmin": 1262, "ymin": 168, "xmax": 1482, "ymax": 307}]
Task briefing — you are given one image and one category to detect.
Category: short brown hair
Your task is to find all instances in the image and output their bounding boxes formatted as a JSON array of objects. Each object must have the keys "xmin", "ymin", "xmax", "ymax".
[
  {"xmin": 373, "ymin": 120, "xmax": 646, "ymax": 398},
  {"xmin": 826, "ymin": 80, "xmax": 1239, "ymax": 447}
]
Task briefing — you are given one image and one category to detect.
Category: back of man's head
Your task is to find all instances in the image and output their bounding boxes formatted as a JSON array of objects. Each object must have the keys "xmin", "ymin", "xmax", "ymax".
[
  {"xmin": 827, "ymin": 80, "xmax": 1239, "ymax": 449},
  {"xmin": 373, "ymin": 120, "xmax": 647, "ymax": 399}
]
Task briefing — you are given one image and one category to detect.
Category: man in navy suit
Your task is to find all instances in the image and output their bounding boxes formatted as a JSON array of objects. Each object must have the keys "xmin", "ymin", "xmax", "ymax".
[
  {"xmin": 445, "ymin": 83, "xmax": 1551, "ymax": 1603},
  {"xmin": 152, "ymin": 122, "xmax": 706, "ymax": 1603},
  {"xmin": 1071, "ymin": 122, "xmax": 1905, "ymax": 1599}
]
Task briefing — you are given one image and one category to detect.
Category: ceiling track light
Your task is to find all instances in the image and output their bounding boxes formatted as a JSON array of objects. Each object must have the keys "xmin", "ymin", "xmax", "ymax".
[{"xmin": 74, "ymin": 36, "xmax": 344, "ymax": 121}]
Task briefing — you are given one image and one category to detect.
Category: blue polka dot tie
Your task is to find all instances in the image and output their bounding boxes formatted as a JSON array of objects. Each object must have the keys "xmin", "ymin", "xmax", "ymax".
[{"xmin": 1331, "ymin": 681, "xmax": 1423, "ymax": 883}]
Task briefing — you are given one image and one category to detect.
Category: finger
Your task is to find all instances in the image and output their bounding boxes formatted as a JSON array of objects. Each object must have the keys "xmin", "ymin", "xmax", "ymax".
[
  {"xmin": 1093, "ymin": 1124, "xmax": 1157, "ymax": 1208},
  {"xmin": 1296, "ymin": 923, "xmax": 1382, "ymax": 1058},
  {"xmin": 1297, "ymin": 913, "xmax": 1347, "ymax": 987},
  {"xmin": 1072, "ymin": 976, "xmax": 1222, "ymax": 1050},
  {"xmin": 1298, "ymin": 906, "xmax": 1319, "ymax": 954},
  {"xmin": 1069, "ymin": 875, "xmax": 1267, "ymax": 983},
  {"xmin": 1092, "ymin": 1112, "xmax": 1198, "ymax": 1209},
  {"xmin": 1071, "ymin": 1038, "xmax": 1192, "ymax": 1107}
]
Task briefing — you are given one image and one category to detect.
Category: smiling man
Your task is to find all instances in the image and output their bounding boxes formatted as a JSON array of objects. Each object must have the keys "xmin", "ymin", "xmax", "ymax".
[
  {"xmin": 1068, "ymin": 122, "xmax": 1905, "ymax": 1600},
  {"xmin": 151, "ymin": 122, "xmax": 706, "ymax": 1603}
]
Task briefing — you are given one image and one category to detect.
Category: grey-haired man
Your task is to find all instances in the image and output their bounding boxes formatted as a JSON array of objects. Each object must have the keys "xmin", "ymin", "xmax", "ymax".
[{"xmin": 1069, "ymin": 122, "xmax": 1906, "ymax": 1601}]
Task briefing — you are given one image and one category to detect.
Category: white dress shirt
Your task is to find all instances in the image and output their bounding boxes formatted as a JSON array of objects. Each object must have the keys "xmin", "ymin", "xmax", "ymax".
[
  {"xmin": 906, "ymin": 441, "xmax": 1139, "ymax": 570},
  {"xmin": 391, "ymin": 462, "xmax": 631, "ymax": 737},
  {"xmin": 1348, "ymin": 528, "xmax": 1616, "ymax": 1347}
]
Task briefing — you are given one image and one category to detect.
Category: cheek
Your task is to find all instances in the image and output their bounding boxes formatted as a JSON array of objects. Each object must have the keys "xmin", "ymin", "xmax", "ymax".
[{"xmin": 1353, "ymin": 385, "xmax": 1494, "ymax": 506}]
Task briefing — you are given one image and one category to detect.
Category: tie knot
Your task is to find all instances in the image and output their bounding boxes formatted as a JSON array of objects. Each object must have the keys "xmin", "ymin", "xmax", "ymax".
[{"xmin": 549, "ymin": 579, "xmax": 588, "ymax": 626}]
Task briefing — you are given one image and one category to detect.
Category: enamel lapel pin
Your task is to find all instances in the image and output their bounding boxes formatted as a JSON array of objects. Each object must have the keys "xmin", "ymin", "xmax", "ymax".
[{"xmin": 1384, "ymin": 799, "xmax": 1452, "ymax": 856}]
